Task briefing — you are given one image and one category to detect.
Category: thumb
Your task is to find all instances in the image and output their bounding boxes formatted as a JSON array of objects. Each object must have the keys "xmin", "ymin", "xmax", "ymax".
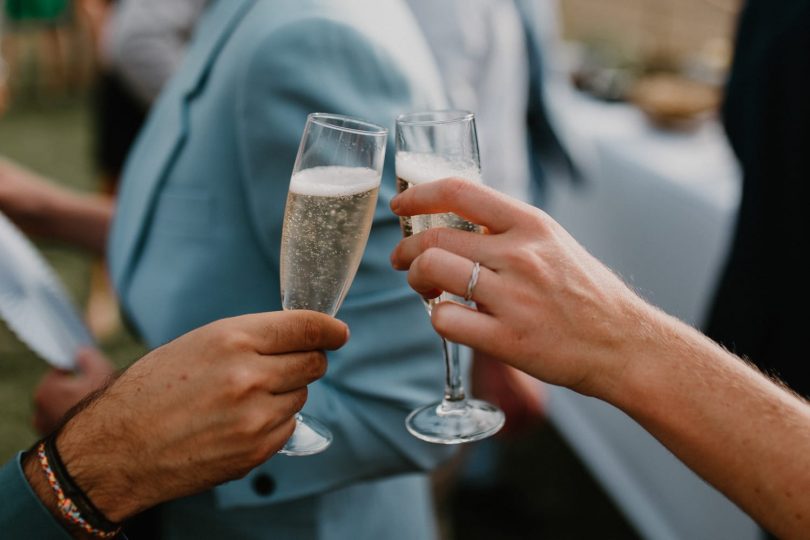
[{"xmin": 75, "ymin": 347, "xmax": 113, "ymax": 377}]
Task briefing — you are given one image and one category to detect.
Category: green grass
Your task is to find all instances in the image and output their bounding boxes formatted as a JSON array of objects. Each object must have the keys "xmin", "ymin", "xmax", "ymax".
[{"xmin": 0, "ymin": 98, "xmax": 146, "ymax": 461}]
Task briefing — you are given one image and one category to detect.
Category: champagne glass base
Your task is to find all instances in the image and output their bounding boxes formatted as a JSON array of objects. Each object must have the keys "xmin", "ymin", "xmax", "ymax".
[
  {"xmin": 405, "ymin": 399, "xmax": 505, "ymax": 444},
  {"xmin": 278, "ymin": 413, "xmax": 332, "ymax": 456}
]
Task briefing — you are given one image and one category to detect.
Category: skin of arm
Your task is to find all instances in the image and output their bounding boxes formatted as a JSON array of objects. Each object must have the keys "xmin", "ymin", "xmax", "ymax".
[
  {"xmin": 20, "ymin": 310, "xmax": 347, "ymax": 538},
  {"xmin": 0, "ymin": 158, "xmax": 113, "ymax": 254},
  {"xmin": 389, "ymin": 178, "xmax": 810, "ymax": 539}
]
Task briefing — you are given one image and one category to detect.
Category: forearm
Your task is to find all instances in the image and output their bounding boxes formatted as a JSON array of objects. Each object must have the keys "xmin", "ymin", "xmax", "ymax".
[
  {"xmin": 49, "ymin": 192, "xmax": 114, "ymax": 254},
  {"xmin": 389, "ymin": 179, "xmax": 810, "ymax": 535},
  {"xmin": 23, "ymin": 188, "xmax": 113, "ymax": 255},
  {"xmin": 604, "ymin": 308, "xmax": 810, "ymax": 538}
]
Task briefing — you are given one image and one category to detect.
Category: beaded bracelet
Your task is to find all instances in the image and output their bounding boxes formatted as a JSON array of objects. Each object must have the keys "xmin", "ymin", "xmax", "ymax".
[{"xmin": 36, "ymin": 441, "xmax": 122, "ymax": 539}]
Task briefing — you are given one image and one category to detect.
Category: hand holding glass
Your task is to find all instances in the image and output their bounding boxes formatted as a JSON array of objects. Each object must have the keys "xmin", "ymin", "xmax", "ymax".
[{"xmin": 395, "ymin": 110, "xmax": 505, "ymax": 444}]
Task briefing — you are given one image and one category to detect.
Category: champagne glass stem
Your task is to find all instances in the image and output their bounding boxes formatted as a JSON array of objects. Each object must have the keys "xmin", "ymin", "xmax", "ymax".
[
  {"xmin": 429, "ymin": 295, "xmax": 465, "ymax": 408},
  {"xmin": 441, "ymin": 337, "xmax": 466, "ymax": 404}
]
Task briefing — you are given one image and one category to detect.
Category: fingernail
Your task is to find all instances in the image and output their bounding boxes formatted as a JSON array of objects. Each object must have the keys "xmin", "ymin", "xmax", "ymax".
[
  {"xmin": 344, "ymin": 325, "xmax": 351, "ymax": 342},
  {"xmin": 390, "ymin": 196, "xmax": 400, "ymax": 213}
]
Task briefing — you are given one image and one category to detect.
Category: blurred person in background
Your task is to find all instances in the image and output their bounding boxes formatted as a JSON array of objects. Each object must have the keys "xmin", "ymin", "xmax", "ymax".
[
  {"xmin": 90, "ymin": 0, "xmax": 145, "ymax": 189},
  {"xmin": 389, "ymin": 178, "xmax": 810, "ymax": 540},
  {"xmin": 514, "ymin": 0, "xmax": 575, "ymax": 201},
  {"xmin": 706, "ymin": 0, "xmax": 810, "ymax": 400},
  {"xmin": 407, "ymin": 0, "xmax": 533, "ymax": 203},
  {"xmin": 7, "ymin": 1, "xmax": 457, "ymax": 538},
  {"xmin": 83, "ymin": 0, "xmax": 199, "ymax": 339},
  {"xmin": 0, "ymin": 0, "xmax": 287, "ymax": 437},
  {"xmin": 92, "ymin": 0, "xmax": 207, "ymax": 185},
  {"xmin": 107, "ymin": 0, "xmax": 205, "ymax": 107},
  {"xmin": 2, "ymin": 0, "xmax": 208, "ymax": 343}
]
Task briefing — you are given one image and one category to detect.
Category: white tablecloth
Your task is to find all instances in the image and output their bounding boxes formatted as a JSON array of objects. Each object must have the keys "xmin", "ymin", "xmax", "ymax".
[{"xmin": 543, "ymin": 82, "xmax": 759, "ymax": 540}]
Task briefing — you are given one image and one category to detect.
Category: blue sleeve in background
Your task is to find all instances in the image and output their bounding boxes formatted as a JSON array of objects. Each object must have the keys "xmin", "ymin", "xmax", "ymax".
[{"xmin": 0, "ymin": 453, "xmax": 71, "ymax": 539}]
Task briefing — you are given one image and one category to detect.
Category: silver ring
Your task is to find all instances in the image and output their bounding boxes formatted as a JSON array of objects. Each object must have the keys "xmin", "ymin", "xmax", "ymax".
[{"xmin": 464, "ymin": 262, "xmax": 481, "ymax": 302}]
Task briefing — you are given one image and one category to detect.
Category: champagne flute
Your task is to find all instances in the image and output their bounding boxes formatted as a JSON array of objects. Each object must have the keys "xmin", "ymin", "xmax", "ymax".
[
  {"xmin": 279, "ymin": 113, "xmax": 387, "ymax": 455},
  {"xmin": 395, "ymin": 110, "xmax": 505, "ymax": 444}
]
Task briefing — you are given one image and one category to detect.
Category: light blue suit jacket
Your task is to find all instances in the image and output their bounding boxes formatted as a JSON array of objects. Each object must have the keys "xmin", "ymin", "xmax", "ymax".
[
  {"xmin": 109, "ymin": 0, "xmax": 455, "ymax": 538},
  {"xmin": 0, "ymin": 455, "xmax": 71, "ymax": 539}
]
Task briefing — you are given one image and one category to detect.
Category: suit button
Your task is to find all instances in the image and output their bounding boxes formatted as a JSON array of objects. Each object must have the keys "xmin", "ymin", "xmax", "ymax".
[{"xmin": 252, "ymin": 473, "xmax": 276, "ymax": 496}]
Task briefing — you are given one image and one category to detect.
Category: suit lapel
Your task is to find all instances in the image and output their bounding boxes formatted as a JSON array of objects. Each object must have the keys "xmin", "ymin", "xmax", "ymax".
[
  {"xmin": 109, "ymin": 0, "xmax": 256, "ymax": 291},
  {"xmin": 176, "ymin": 0, "xmax": 258, "ymax": 99}
]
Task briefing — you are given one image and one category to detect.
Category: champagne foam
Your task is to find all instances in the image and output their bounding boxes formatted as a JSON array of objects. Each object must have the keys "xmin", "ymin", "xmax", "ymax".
[
  {"xmin": 290, "ymin": 166, "xmax": 381, "ymax": 197},
  {"xmin": 395, "ymin": 152, "xmax": 482, "ymax": 185}
]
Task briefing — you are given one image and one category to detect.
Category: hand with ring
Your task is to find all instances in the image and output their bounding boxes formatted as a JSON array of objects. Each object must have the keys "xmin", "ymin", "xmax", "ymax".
[
  {"xmin": 389, "ymin": 178, "xmax": 810, "ymax": 540},
  {"xmin": 389, "ymin": 178, "xmax": 656, "ymax": 397}
]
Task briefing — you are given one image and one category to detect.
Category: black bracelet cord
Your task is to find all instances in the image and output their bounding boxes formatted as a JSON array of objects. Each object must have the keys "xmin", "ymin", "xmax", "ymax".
[{"xmin": 43, "ymin": 433, "xmax": 121, "ymax": 534}]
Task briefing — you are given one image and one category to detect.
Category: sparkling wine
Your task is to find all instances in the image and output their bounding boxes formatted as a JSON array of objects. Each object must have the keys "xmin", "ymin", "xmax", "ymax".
[
  {"xmin": 280, "ymin": 166, "xmax": 380, "ymax": 316},
  {"xmin": 395, "ymin": 151, "xmax": 483, "ymax": 238}
]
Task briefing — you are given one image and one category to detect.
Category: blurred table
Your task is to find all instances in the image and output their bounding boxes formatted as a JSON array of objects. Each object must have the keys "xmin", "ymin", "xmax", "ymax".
[{"xmin": 543, "ymin": 81, "xmax": 759, "ymax": 540}]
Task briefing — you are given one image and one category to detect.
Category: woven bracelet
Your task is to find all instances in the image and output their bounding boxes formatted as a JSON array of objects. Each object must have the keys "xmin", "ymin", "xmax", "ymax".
[
  {"xmin": 43, "ymin": 435, "xmax": 114, "ymax": 527},
  {"xmin": 36, "ymin": 439, "xmax": 122, "ymax": 539}
]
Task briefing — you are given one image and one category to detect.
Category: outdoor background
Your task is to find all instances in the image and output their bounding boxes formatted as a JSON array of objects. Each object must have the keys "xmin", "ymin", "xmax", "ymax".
[{"xmin": 0, "ymin": 1, "xmax": 742, "ymax": 538}]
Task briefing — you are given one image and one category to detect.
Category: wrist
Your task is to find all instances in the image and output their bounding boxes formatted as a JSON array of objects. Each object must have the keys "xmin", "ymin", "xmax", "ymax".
[
  {"xmin": 599, "ymin": 304, "xmax": 716, "ymax": 418},
  {"xmin": 56, "ymin": 413, "xmax": 142, "ymax": 523},
  {"xmin": 52, "ymin": 191, "xmax": 114, "ymax": 253},
  {"xmin": 9, "ymin": 182, "xmax": 73, "ymax": 232},
  {"xmin": 22, "ymin": 442, "xmax": 122, "ymax": 540},
  {"xmin": 583, "ymin": 299, "xmax": 677, "ymax": 407},
  {"xmin": 22, "ymin": 448, "xmax": 60, "ymax": 518}
]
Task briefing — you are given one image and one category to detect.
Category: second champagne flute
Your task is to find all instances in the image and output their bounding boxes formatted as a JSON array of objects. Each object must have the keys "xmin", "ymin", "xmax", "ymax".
[
  {"xmin": 395, "ymin": 110, "xmax": 505, "ymax": 444},
  {"xmin": 279, "ymin": 113, "xmax": 387, "ymax": 455}
]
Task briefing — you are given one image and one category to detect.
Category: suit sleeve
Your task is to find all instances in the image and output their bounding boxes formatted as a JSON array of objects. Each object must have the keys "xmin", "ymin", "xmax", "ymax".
[
  {"xmin": 230, "ymin": 17, "xmax": 456, "ymax": 505},
  {"xmin": 0, "ymin": 454, "xmax": 72, "ymax": 539}
]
